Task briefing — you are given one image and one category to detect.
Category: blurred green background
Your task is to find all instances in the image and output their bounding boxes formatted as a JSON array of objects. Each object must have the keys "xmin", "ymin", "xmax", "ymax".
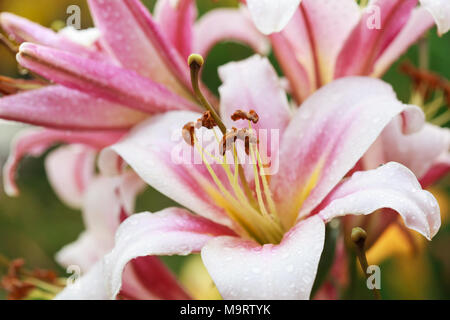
[{"xmin": 0, "ymin": 0, "xmax": 449, "ymax": 299}]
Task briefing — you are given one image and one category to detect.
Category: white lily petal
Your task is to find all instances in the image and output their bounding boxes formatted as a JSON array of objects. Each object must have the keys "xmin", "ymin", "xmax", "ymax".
[
  {"xmin": 247, "ymin": 0, "xmax": 302, "ymax": 35},
  {"xmin": 420, "ymin": 0, "xmax": 450, "ymax": 35},
  {"xmin": 202, "ymin": 215, "xmax": 325, "ymax": 300}
]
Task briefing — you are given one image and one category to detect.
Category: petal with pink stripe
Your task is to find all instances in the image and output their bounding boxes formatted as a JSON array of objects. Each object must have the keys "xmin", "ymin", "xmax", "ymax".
[
  {"xmin": 363, "ymin": 117, "xmax": 450, "ymax": 179},
  {"xmin": 335, "ymin": 0, "xmax": 418, "ymax": 77},
  {"xmin": 0, "ymin": 85, "xmax": 147, "ymax": 130},
  {"xmin": 154, "ymin": 0, "xmax": 196, "ymax": 60},
  {"xmin": 316, "ymin": 162, "xmax": 441, "ymax": 240},
  {"xmin": 3, "ymin": 128, "xmax": 124, "ymax": 196},
  {"xmin": 372, "ymin": 8, "xmax": 435, "ymax": 77},
  {"xmin": 194, "ymin": 7, "xmax": 269, "ymax": 59},
  {"xmin": 102, "ymin": 111, "xmax": 236, "ymax": 228},
  {"xmin": 45, "ymin": 144, "xmax": 96, "ymax": 210},
  {"xmin": 103, "ymin": 208, "xmax": 236, "ymax": 299},
  {"xmin": 270, "ymin": 77, "xmax": 425, "ymax": 228},
  {"xmin": 88, "ymin": 0, "xmax": 192, "ymax": 98},
  {"xmin": 17, "ymin": 43, "xmax": 200, "ymax": 114},
  {"xmin": 0, "ymin": 12, "xmax": 103, "ymax": 59}
]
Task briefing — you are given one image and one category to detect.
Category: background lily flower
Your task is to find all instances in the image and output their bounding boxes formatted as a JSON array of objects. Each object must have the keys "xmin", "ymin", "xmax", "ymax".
[
  {"xmin": 54, "ymin": 170, "xmax": 193, "ymax": 300},
  {"xmin": 57, "ymin": 56, "xmax": 440, "ymax": 300},
  {"xmin": 252, "ymin": 0, "xmax": 448, "ymax": 103},
  {"xmin": 0, "ymin": 0, "xmax": 268, "ymax": 198},
  {"xmin": 243, "ymin": 0, "xmax": 450, "ymax": 247},
  {"xmin": 246, "ymin": 0, "xmax": 450, "ymax": 37}
]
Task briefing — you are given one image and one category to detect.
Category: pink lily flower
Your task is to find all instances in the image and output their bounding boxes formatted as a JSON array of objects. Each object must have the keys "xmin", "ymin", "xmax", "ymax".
[
  {"xmin": 246, "ymin": 0, "xmax": 449, "ymax": 37},
  {"xmin": 28, "ymin": 139, "xmax": 191, "ymax": 300},
  {"xmin": 244, "ymin": 0, "xmax": 450, "ymax": 235},
  {"xmin": 53, "ymin": 168, "xmax": 194, "ymax": 300},
  {"xmin": 57, "ymin": 56, "xmax": 440, "ymax": 300},
  {"xmin": 0, "ymin": 0, "xmax": 268, "ymax": 197},
  {"xmin": 244, "ymin": 0, "xmax": 450, "ymax": 103}
]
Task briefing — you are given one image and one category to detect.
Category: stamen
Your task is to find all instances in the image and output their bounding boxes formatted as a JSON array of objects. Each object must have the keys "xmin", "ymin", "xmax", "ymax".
[
  {"xmin": 231, "ymin": 109, "xmax": 260, "ymax": 124},
  {"xmin": 424, "ymin": 92, "xmax": 444, "ymax": 120},
  {"xmin": 236, "ymin": 128, "xmax": 258, "ymax": 155},
  {"xmin": 0, "ymin": 75, "xmax": 44, "ymax": 95},
  {"xmin": 0, "ymin": 255, "xmax": 62, "ymax": 300},
  {"xmin": 184, "ymin": 56, "xmax": 285, "ymax": 244},
  {"xmin": 220, "ymin": 127, "xmax": 238, "ymax": 156},
  {"xmin": 400, "ymin": 62, "xmax": 450, "ymax": 107},
  {"xmin": 197, "ymin": 111, "xmax": 217, "ymax": 129},
  {"xmin": 432, "ymin": 108, "xmax": 450, "ymax": 126},
  {"xmin": 182, "ymin": 122, "xmax": 196, "ymax": 146}
]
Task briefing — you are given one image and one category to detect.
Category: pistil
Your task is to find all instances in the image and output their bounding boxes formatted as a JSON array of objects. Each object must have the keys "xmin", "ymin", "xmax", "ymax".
[{"xmin": 351, "ymin": 227, "xmax": 382, "ymax": 300}]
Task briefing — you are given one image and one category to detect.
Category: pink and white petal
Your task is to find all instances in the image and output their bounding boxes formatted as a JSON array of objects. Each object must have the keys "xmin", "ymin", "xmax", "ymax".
[
  {"xmin": 246, "ymin": 0, "xmax": 302, "ymax": 35},
  {"xmin": 103, "ymin": 208, "xmax": 236, "ymax": 299},
  {"xmin": 55, "ymin": 262, "xmax": 108, "ymax": 300},
  {"xmin": 17, "ymin": 43, "xmax": 200, "ymax": 114},
  {"xmin": 270, "ymin": 9, "xmax": 315, "ymax": 103},
  {"xmin": 82, "ymin": 172, "xmax": 146, "ymax": 247},
  {"xmin": 0, "ymin": 13, "xmax": 102, "ymax": 59},
  {"xmin": 335, "ymin": 0, "xmax": 418, "ymax": 77},
  {"xmin": 154, "ymin": 0, "xmax": 196, "ymax": 60},
  {"xmin": 45, "ymin": 144, "xmax": 96, "ymax": 210},
  {"xmin": 56, "ymin": 255, "xmax": 190, "ymax": 300},
  {"xmin": 121, "ymin": 256, "xmax": 191, "ymax": 300},
  {"xmin": 363, "ymin": 118, "xmax": 450, "ymax": 178},
  {"xmin": 87, "ymin": 0, "xmax": 192, "ymax": 98},
  {"xmin": 3, "ymin": 128, "xmax": 124, "ymax": 196},
  {"xmin": 420, "ymin": 0, "xmax": 450, "ymax": 35},
  {"xmin": 0, "ymin": 85, "xmax": 147, "ymax": 130},
  {"xmin": 420, "ymin": 153, "xmax": 450, "ymax": 188},
  {"xmin": 56, "ymin": 172, "xmax": 146, "ymax": 274},
  {"xmin": 316, "ymin": 162, "xmax": 441, "ymax": 240},
  {"xmin": 271, "ymin": 77, "xmax": 425, "ymax": 228},
  {"xmin": 300, "ymin": 0, "xmax": 361, "ymax": 84},
  {"xmin": 219, "ymin": 55, "xmax": 292, "ymax": 146},
  {"xmin": 372, "ymin": 8, "xmax": 435, "ymax": 77},
  {"xmin": 194, "ymin": 7, "xmax": 270, "ymax": 59},
  {"xmin": 101, "ymin": 111, "xmax": 236, "ymax": 228},
  {"xmin": 201, "ymin": 215, "xmax": 325, "ymax": 300},
  {"xmin": 57, "ymin": 27, "xmax": 101, "ymax": 48},
  {"xmin": 56, "ymin": 231, "xmax": 110, "ymax": 274}
]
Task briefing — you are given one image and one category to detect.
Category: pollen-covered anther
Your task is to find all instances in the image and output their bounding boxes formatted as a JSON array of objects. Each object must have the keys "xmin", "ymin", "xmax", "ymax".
[
  {"xmin": 231, "ymin": 109, "xmax": 260, "ymax": 124},
  {"xmin": 220, "ymin": 127, "xmax": 239, "ymax": 156},
  {"xmin": 196, "ymin": 111, "xmax": 217, "ymax": 129},
  {"xmin": 182, "ymin": 122, "xmax": 196, "ymax": 146},
  {"xmin": 237, "ymin": 128, "xmax": 258, "ymax": 155}
]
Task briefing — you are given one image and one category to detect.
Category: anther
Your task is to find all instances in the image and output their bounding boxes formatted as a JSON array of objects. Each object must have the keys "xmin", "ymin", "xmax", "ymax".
[
  {"xmin": 231, "ymin": 109, "xmax": 260, "ymax": 124},
  {"xmin": 220, "ymin": 128, "xmax": 239, "ymax": 156},
  {"xmin": 237, "ymin": 128, "xmax": 258, "ymax": 155},
  {"xmin": 182, "ymin": 122, "xmax": 196, "ymax": 146},
  {"xmin": 197, "ymin": 111, "xmax": 217, "ymax": 129}
]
